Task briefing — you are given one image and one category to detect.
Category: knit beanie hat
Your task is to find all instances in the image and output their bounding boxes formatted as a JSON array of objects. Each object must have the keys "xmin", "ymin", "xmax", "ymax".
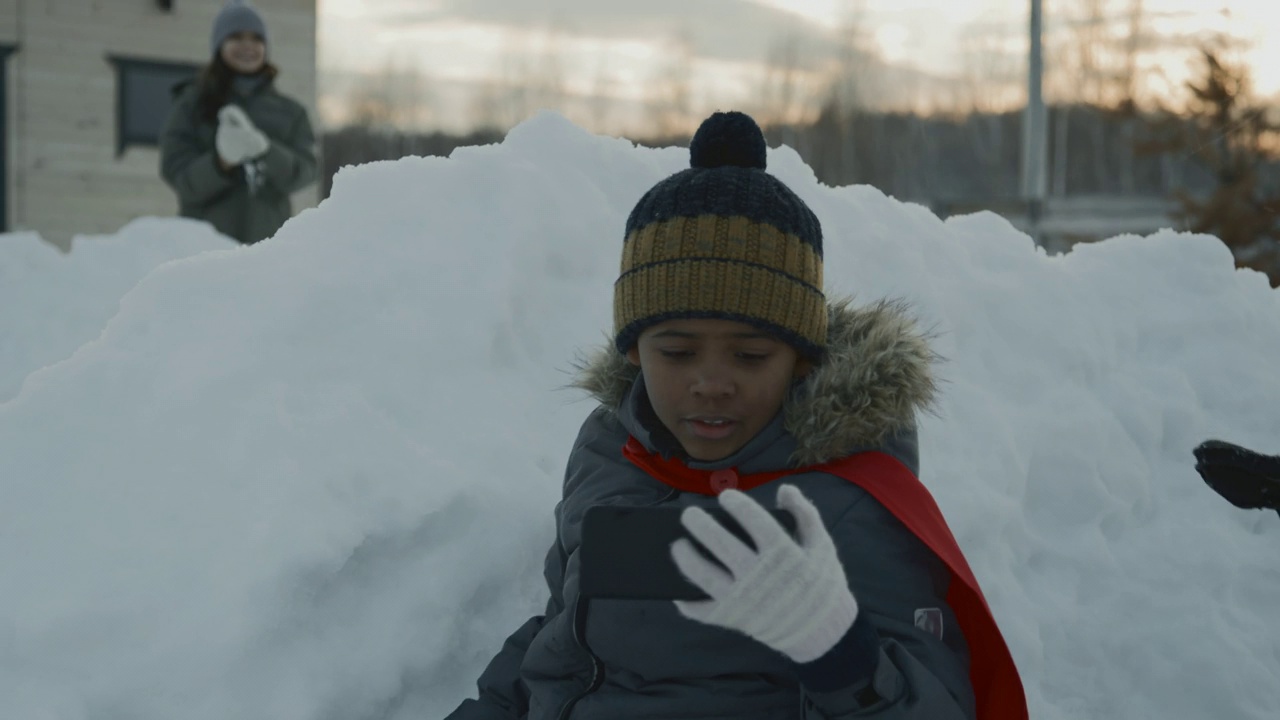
[
  {"xmin": 614, "ymin": 111, "xmax": 827, "ymax": 358},
  {"xmin": 210, "ymin": 1, "xmax": 268, "ymax": 58}
]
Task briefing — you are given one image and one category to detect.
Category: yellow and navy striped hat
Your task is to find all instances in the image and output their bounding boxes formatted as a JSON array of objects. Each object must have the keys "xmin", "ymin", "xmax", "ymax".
[{"xmin": 614, "ymin": 111, "xmax": 826, "ymax": 358}]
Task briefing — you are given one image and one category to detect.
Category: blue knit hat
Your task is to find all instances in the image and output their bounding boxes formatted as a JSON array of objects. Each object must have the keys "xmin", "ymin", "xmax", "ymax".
[
  {"xmin": 210, "ymin": 1, "xmax": 268, "ymax": 57},
  {"xmin": 613, "ymin": 111, "xmax": 827, "ymax": 358}
]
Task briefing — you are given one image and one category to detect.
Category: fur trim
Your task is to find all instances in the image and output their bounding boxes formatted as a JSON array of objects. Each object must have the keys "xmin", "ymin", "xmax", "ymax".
[
  {"xmin": 572, "ymin": 339, "xmax": 639, "ymax": 411},
  {"xmin": 572, "ymin": 298, "xmax": 938, "ymax": 465}
]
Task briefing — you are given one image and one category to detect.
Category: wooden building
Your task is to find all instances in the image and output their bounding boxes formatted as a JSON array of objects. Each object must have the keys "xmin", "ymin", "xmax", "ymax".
[{"xmin": 0, "ymin": 0, "xmax": 318, "ymax": 249}]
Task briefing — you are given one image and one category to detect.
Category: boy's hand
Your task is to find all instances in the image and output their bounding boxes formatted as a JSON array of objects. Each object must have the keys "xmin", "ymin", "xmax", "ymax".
[
  {"xmin": 671, "ymin": 485, "xmax": 859, "ymax": 663},
  {"xmin": 1193, "ymin": 439, "xmax": 1280, "ymax": 511}
]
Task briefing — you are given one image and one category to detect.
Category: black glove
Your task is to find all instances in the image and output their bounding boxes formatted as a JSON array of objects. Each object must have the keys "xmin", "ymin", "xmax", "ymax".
[{"xmin": 1193, "ymin": 440, "xmax": 1280, "ymax": 511}]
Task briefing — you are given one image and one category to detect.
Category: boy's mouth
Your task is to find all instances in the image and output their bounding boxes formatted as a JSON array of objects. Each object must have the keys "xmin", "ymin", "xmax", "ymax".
[{"xmin": 686, "ymin": 417, "xmax": 737, "ymax": 440}]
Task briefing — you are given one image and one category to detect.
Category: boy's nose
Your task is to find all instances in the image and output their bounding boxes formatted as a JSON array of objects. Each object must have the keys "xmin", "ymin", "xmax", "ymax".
[{"xmin": 691, "ymin": 367, "xmax": 735, "ymax": 397}]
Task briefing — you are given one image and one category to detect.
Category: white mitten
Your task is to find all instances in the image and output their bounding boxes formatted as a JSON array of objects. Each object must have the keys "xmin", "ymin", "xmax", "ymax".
[
  {"xmin": 215, "ymin": 105, "xmax": 270, "ymax": 165},
  {"xmin": 671, "ymin": 484, "xmax": 859, "ymax": 663}
]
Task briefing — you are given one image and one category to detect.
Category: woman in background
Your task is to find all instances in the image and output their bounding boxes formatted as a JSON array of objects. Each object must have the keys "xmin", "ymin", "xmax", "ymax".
[{"xmin": 160, "ymin": 0, "xmax": 317, "ymax": 245}]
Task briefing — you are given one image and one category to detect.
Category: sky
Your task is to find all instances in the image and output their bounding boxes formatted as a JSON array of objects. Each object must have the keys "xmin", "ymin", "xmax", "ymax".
[
  {"xmin": 2, "ymin": 110, "xmax": 1279, "ymax": 719},
  {"xmin": 317, "ymin": 0, "xmax": 1280, "ymax": 133}
]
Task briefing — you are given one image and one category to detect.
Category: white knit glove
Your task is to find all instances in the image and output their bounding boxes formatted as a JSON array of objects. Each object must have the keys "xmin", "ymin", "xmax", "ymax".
[
  {"xmin": 215, "ymin": 105, "xmax": 270, "ymax": 166},
  {"xmin": 671, "ymin": 485, "xmax": 859, "ymax": 664}
]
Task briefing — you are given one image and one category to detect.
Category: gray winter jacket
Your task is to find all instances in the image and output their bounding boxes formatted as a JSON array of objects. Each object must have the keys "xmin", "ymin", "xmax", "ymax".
[
  {"xmin": 159, "ymin": 76, "xmax": 317, "ymax": 244},
  {"xmin": 448, "ymin": 300, "xmax": 976, "ymax": 720}
]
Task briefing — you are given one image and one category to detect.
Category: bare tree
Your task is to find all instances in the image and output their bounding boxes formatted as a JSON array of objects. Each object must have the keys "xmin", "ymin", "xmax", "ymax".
[
  {"xmin": 759, "ymin": 31, "xmax": 809, "ymax": 127},
  {"xmin": 806, "ymin": 1, "xmax": 878, "ymax": 184},
  {"xmin": 587, "ymin": 57, "xmax": 617, "ymax": 133},
  {"xmin": 526, "ymin": 27, "xmax": 568, "ymax": 118},
  {"xmin": 955, "ymin": 18, "xmax": 1024, "ymax": 115},
  {"xmin": 819, "ymin": 0, "xmax": 873, "ymax": 119},
  {"xmin": 1040, "ymin": 0, "xmax": 1164, "ymax": 194},
  {"xmin": 1045, "ymin": 0, "xmax": 1215, "ymax": 110},
  {"xmin": 1118, "ymin": 0, "xmax": 1146, "ymax": 108},
  {"xmin": 469, "ymin": 26, "xmax": 568, "ymax": 131},
  {"xmin": 345, "ymin": 55, "xmax": 437, "ymax": 131},
  {"xmin": 647, "ymin": 30, "xmax": 696, "ymax": 137}
]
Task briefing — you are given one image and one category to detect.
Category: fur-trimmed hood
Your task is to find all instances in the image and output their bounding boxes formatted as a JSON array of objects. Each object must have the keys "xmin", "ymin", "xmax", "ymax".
[{"xmin": 573, "ymin": 298, "xmax": 938, "ymax": 465}]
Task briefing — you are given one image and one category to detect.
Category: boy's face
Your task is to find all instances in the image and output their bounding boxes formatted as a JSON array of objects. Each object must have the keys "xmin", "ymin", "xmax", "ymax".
[{"xmin": 627, "ymin": 318, "xmax": 809, "ymax": 462}]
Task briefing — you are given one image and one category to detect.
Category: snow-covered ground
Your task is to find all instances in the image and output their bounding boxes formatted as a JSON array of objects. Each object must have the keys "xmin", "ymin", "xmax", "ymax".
[{"xmin": 2, "ymin": 112, "xmax": 1277, "ymax": 720}]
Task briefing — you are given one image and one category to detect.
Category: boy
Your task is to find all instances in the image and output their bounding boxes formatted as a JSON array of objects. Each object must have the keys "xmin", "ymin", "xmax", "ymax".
[{"xmin": 447, "ymin": 111, "xmax": 1025, "ymax": 719}]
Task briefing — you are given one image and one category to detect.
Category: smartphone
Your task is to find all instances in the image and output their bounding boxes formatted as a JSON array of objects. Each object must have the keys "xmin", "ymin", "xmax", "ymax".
[{"xmin": 578, "ymin": 504, "xmax": 798, "ymax": 601}]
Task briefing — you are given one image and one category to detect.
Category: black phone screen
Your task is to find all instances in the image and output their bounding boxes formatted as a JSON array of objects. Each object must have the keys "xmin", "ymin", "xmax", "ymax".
[{"xmin": 578, "ymin": 504, "xmax": 797, "ymax": 601}]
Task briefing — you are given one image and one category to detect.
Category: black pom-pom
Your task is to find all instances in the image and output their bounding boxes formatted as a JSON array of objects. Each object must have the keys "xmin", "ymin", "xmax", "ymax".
[{"xmin": 688, "ymin": 111, "xmax": 767, "ymax": 170}]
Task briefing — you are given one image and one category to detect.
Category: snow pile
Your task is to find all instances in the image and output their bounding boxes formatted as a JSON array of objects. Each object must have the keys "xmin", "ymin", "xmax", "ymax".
[
  {"xmin": 1, "ymin": 112, "xmax": 1277, "ymax": 720},
  {"xmin": 0, "ymin": 219, "xmax": 230, "ymax": 402}
]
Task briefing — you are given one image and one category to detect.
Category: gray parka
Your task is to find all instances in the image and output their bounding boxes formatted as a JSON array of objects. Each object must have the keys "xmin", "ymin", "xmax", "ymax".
[
  {"xmin": 159, "ymin": 77, "xmax": 317, "ymax": 244},
  {"xmin": 448, "ymin": 300, "xmax": 976, "ymax": 720}
]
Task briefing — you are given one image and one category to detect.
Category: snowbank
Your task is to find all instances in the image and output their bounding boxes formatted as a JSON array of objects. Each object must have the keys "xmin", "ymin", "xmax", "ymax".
[{"xmin": 1, "ymin": 112, "xmax": 1277, "ymax": 720}]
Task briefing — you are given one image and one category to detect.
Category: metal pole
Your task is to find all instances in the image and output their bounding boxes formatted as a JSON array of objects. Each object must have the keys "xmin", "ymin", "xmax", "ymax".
[
  {"xmin": 0, "ymin": 46, "xmax": 12, "ymax": 233},
  {"xmin": 1021, "ymin": 0, "xmax": 1048, "ymax": 228}
]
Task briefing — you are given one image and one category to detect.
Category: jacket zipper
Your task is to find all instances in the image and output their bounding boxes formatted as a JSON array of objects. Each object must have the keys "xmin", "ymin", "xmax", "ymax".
[
  {"xmin": 555, "ymin": 597, "xmax": 604, "ymax": 720},
  {"xmin": 648, "ymin": 488, "xmax": 681, "ymax": 505},
  {"xmin": 555, "ymin": 488, "xmax": 680, "ymax": 719}
]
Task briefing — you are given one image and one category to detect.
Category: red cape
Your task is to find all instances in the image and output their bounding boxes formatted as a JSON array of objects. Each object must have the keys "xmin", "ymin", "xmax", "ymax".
[{"xmin": 623, "ymin": 438, "xmax": 1029, "ymax": 720}]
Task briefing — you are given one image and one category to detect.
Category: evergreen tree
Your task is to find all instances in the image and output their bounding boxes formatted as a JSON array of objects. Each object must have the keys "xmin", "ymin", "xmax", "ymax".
[{"xmin": 1142, "ymin": 47, "xmax": 1280, "ymax": 284}]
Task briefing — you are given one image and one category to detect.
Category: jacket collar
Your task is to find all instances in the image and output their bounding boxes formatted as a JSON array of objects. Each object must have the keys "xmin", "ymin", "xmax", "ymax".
[{"xmin": 231, "ymin": 73, "xmax": 271, "ymax": 99}]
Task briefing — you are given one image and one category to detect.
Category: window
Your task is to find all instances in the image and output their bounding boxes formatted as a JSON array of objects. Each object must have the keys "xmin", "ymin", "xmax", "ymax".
[{"xmin": 107, "ymin": 55, "xmax": 200, "ymax": 156}]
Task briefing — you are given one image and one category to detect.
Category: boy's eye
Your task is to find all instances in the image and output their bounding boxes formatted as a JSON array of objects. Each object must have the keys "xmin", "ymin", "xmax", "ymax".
[
  {"xmin": 736, "ymin": 352, "xmax": 770, "ymax": 362},
  {"xmin": 659, "ymin": 349, "xmax": 694, "ymax": 360}
]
